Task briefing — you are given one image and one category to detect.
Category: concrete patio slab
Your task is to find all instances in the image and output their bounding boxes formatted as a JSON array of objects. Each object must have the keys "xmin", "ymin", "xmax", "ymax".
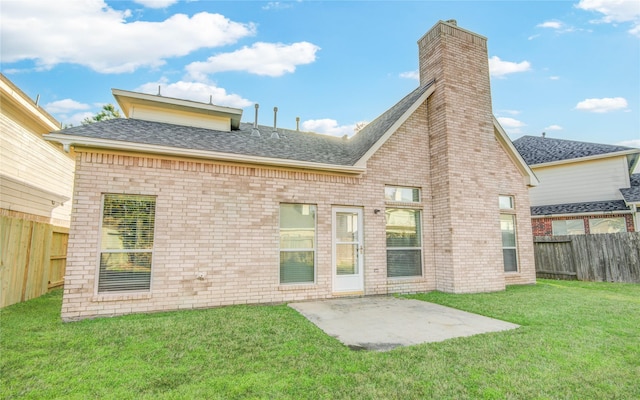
[{"xmin": 289, "ymin": 296, "xmax": 519, "ymax": 351}]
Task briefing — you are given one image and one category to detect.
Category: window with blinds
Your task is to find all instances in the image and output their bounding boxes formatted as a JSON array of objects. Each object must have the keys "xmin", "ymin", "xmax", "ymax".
[
  {"xmin": 499, "ymin": 195, "xmax": 518, "ymax": 272},
  {"xmin": 386, "ymin": 208, "xmax": 422, "ymax": 277},
  {"xmin": 98, "ymin": 194, "xmax": 156, "ymax": 293},
  {"xmin": 279, "ymin": 204, "xmax": 316, "ymax": 284}
]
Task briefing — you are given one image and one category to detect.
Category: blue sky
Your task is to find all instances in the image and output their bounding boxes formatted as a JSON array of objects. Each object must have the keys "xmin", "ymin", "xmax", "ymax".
[{"xmin": 2, "ymin": 0, "xmax": 639, "ymax": 147}]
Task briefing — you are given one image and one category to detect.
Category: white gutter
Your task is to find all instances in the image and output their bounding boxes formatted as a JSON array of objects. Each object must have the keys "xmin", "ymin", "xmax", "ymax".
[{"xmin": 43, "ymin": 133, "xmax": 366, "ymax": 175}]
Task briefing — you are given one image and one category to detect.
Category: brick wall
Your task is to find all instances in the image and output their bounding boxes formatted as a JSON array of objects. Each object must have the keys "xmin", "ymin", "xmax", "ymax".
[
  {"xmin": 532, "ymin": 214, "xmax": 635, "ymax": 236},
  {"xmin": 61, "ymin": 20, "xmax": 537, "ymax": 320},
  {"xmin": 418, "ymin": 20, "xmax": 530, "ymax": 293}
]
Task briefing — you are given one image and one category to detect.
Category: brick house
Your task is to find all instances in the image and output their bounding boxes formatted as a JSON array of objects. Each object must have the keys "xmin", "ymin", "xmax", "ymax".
[
  {"xmin": 513, "ymin": 135, "xmax": 640, "ymax": 236},
  {"xmin": 46, "ymin": 20, "xmax": 538, "ymax": 321}
]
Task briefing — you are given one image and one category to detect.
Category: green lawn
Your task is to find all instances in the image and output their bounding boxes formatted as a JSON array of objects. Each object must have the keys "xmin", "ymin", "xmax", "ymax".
[{"xmin": 1, "ymin": 280, "xmax": 639, "ymax": 399}]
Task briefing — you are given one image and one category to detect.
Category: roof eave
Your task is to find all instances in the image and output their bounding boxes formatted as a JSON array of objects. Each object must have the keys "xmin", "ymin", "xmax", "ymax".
[
  {"xmin": 493, "ymin": 117, "xmax": 539, "ymax": 187},
  {"xmin": 43, "ymin": 133, "xmax": 366, "ymax": 175},
  {"xmin": 352, "ymin": 84, "xmax": 436, "ymax": 168},
  {"xmin": 529, "ymin": 148, "xmax": 640, "ymax": 169}
]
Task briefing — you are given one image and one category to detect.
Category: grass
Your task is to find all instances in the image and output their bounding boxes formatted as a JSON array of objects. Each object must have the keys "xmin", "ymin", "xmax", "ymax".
[{"xmin": 1, "ymin": 280, "xmax": 639, "ymax": 399}]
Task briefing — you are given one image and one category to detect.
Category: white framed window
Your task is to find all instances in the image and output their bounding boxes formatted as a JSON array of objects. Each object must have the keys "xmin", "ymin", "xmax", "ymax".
[
  {"xmin": 552, "ymin": 220, "xmax": 586, "ymax": 235},
  {"xmin": 98, "ymin": 194, "xmax": 156, "ymax": 293},
  {"xmin": 589, "ymin": 217, "xmax": 626, "ymax": 234},
  {"xmin": 500, "ymin": 214, "xmax": 518, "ymax": 272},
  {"xmin": 386, "ymin": 208, "xmax": 423, "ymax": 277},
  {"xmin": 499, "ymin": 195, "xmax": 518, "ymax": 272},
  {"xmin": 385, "ymin": 186, "xmax": 421, "ymax": 203},
  {"xmin": 499, "ymin": 195, "xmax": 514, "ymax": 210},
  {"xmin": 280, "ymin": 204, "xmax": 316, "ymax": 284}
]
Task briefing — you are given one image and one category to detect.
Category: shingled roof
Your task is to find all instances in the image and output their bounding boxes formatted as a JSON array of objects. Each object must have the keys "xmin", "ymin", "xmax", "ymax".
[
  {"xmin": 513, "ymin": 135, "xmax": 635, "ymax": 165},
  {"xmin": 48, "ymin": 82, "xmax": 435, "ymax": 168},
  {"xmin": 531, "ymin": 200, "xmax": 630, "ymax": 216},
  {"xmin": 621, "ymin": 173, "xmax": 640, "ymax": 204}
]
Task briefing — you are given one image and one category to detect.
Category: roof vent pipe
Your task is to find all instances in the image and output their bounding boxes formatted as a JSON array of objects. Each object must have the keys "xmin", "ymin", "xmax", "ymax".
[
  {"xmin": 209, "ymin": 95, "xmax": 213, "ymax": 105},
  {"xmin": 542, "ymin": 132, "xmax": 546, "ymax": 138},
  {"xmin": 157, "ymin": 85, "xmax": 161, "ymax": 96},
  {"xmin": 251, "ymin": 104, "xmax": 261, "ymax": 137},
  {"xmin": 271, "ymin": 107, "xmax": 280, "ymax": 139},
  {"xmin": 296, "ymin": 116, "xmax": 300, "ymax": 132}
]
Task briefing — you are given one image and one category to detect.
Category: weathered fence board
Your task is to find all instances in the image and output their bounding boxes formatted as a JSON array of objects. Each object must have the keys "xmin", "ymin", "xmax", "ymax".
[
  {"xmin": 534, "ymin": 233, "xmax": 640, "ymax": 283},
  {"xmin": 0, "ymin": 215, "xmax": 68, "ymax": 308}
]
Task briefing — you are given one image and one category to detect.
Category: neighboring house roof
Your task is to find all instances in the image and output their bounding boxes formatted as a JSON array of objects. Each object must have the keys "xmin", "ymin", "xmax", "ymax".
[
  {"xmin": 531, "ymin": 200, "xmax": 630, "ymax": 216},
  {"xmin": 0, "ymin": 73, "xmax": 60, "ymax": 133},
  {"xmin": 621, "ymin": 173, "xmax": 640, "ymax": 204},
  {"xmin": 513, "ymin": 135, "xmax": 636, "ymax": 166}
]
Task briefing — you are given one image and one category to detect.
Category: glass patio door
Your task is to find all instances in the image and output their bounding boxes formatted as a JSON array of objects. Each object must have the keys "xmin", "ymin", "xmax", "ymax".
[{"xmin": 332, "ymin": 207, "xmax": 364, "ymax": 293}]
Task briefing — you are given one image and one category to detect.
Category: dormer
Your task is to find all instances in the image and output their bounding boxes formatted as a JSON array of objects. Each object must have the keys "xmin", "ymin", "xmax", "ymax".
[{"xmin": 112, "ymin": 88, "xmax": 243, "ymax": 132}]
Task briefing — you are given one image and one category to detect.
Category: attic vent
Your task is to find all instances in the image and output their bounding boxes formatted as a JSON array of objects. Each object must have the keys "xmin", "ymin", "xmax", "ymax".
[
  {"xmin": 271, "ymin": 107, "xmax": 280, "ymax": 139},
  {"xmin": 251, "ymin": 104, "xmax": 261, "ymax": 137}
]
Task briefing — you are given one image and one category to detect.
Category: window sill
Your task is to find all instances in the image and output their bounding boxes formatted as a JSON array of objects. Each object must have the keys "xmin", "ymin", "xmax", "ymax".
[
  {"xmin": 278, "ymin": 283, "xmax": 317, "ymax": 291},
  {"xmin": 91, "ymin": 292, "xmax": 152, "ymax": 302},
  {"xmin": 387, "ymin": 276, "xmax": 425, "ymax": 284}
]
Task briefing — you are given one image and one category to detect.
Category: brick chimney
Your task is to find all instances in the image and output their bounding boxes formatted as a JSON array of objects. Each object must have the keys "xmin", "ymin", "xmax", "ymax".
[{"xmin": 419, "ymin": 20, "xmax": 505, "ymax": 293}]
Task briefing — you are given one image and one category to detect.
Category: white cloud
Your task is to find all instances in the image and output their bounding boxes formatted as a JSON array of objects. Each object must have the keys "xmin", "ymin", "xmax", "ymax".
[
  {"xmin": 575, "ymin": 97, "xmax": 628, "ymax": 113},
  {"xmin": 498, "ymin": 109, "xmax": 521, "ymax": 116},
  {"xmin": 301, "ymin": 119, "xmax": 364, "ymax": 138},
  {"xmin": 66, "ymin": 111, "xmax": 96, "ymax": 127},
  {"xmin": 549, "ymin": 76, "xmax": 560, "ymax": 80},
  {"xmin": 186, "ymin": 42, "xmax": 320, "ymax": 79},
  {"xmin": 544, "ymin": 124, "xmax": 563, "ymax": 131},
  {"xmin": 497, "ymin": 117, "xmax": 526, "ymax": 135},
  {"xmin": 44, "ymin": 99, "xmax": 91, "ymax": 114},
  {"xmin": 135, "ymin": 79, "xmax": 253, "ymax": 108},
  {"xmin": 537, "ymin": 21, "xmax": 563, "ymax": 29},
  {"xmin": 617, "ymin": 139, "xmax": 640, "ymax": 148},
  {"xmin": 399, "ymin": 70, "xmax": 419, "ymax": 80},
  {"xmin": 1, "ymin": 0, "xmax": 256, "ymax": 73},
  {"xmin": 488, "ymin": 56, "xmax": 531, "ymax": 78},
  {"xmin": 577, "ymin": 0, "xmax": 640, "ymax": 23},
  {"xmin": 576, "ymin": 0, "xmax": 640, "ymax": 36},
  {"xmin": 133, "ymin": 0, "xmax": 179, "ymax": 8},
  {"xmin": 262, "ymin": 2, "xmax": 294, "ymax": 10}
]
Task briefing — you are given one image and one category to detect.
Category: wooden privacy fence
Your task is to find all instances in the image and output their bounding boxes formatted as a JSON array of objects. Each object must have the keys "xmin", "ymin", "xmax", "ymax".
[
  {"xmin": 534, "ymin": 233, "xmax": 640, "ymax": 283},
  {"xmin": 0, "ymin": 215, "xmax": 68, "ymax": 308}
]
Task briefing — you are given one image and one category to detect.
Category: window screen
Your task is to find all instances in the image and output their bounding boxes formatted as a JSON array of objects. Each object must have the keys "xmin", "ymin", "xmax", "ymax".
[{"xmin": 99, "ymin": 194, "xmax": 156, "ymax": 292}]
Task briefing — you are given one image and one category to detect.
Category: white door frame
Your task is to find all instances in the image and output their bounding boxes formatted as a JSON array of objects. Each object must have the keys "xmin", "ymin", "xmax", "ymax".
[{"xmin": 332, "ymin": 207, "xmax": 364, "ymax": 294}]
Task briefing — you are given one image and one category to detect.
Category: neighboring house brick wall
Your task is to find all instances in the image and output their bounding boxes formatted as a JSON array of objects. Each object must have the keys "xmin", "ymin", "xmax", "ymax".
[{"xmin": 532, "ymin": 214, "xmax": 635, "ymax": 236}]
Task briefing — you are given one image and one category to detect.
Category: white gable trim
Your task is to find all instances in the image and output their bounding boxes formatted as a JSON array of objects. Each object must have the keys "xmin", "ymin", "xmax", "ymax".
[
  {"xmin": 493, "ymin": 117, "xmax": 539, "ymax": 187},
  {"xmin": 353, "ymin": 84, "xmax": 436, "ymax": 168},
  {"xmin": 44, "ymin": 133, "xmax": 366, "ymax": 175}
]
